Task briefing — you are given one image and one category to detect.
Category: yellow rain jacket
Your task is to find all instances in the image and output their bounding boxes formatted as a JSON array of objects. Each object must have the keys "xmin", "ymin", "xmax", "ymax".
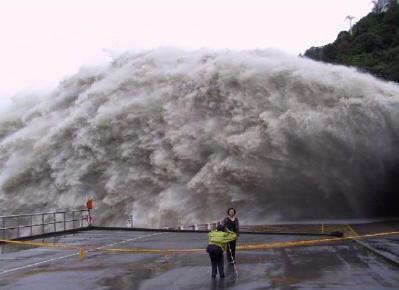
[{"xmin": 208, "ymin": 229, "xmax": 237, "ymax": 252}]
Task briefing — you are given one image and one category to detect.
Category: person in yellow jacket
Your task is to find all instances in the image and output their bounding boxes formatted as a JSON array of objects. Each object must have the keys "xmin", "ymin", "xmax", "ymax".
[{"xmin": 206, "ymin": 224, "xmax": 237, "ymax": 279}]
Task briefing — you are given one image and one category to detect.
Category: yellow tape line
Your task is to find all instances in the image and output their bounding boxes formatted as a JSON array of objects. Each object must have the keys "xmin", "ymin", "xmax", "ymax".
[
  {"xmin": 238, "ymin": 231, "xmax": 399, "ymax": 251},
  {"xmin": 0, "ymin": 239, "xmax": 79, "ymax": 250},
  {"xmin": 1, "ymin": 230, "xmax": 398, "ymax": 254},
  {"xmin": 346, "ymin": 224, "xmax": 359, "ymax": 237},
  {"xmin": 98, "ymin": 230, "xmax": 399, "ymax": 253},
  {"xmin": 101, "ymin": 248, "xmax": 204, "ymax": 254}
]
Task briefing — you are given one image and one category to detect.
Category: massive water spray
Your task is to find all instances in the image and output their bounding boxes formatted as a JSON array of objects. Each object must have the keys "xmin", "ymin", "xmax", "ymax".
[{"xmin": 0, "ymin": 49, "xmax": 399, "ymax": 227}]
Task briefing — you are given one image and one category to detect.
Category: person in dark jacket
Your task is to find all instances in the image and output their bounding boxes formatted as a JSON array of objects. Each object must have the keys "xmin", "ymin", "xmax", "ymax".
[
  {"xmin": 206, "ymin": 224, "xmax": 237, "ymax": 279},
  {"xmin": 223, "ymin": 207, "xmax": 239, "ymax": 264}
]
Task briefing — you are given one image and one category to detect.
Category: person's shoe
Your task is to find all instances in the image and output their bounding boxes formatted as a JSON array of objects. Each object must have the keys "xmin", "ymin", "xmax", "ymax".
[
  {"xmin": 229, "ymin": 261, "xmax": 236, "ymax": 265},
  {"xmin": 211, "ymin": 275, "xmax": 216, "ymax": 279},
  {"xmin": 220, "ymin": 274, "xmax": 225, "ymax": 279}
]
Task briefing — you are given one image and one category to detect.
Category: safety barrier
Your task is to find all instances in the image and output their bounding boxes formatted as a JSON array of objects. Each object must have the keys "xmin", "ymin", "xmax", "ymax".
[
  {"xmin": 1, "ymin": 228, "xmax": 398, "ymax": 258},
  {"xmin": 98, "ymin": 230, "xmax": 399, "ymax": 254},
  {"xmin": 175, "ymin": 221, "xmax": 222, "ymax": 231},
  {"xmin": 176, "ymin": 224, "xmax": 338, "ymax": 238},
  {"xmin": 174, "ymin": 221, "xmax": 346, "ymax": 235},
  {"xmin": 0, "ymin": 209, "xmax": 90, "ymax": 240}
]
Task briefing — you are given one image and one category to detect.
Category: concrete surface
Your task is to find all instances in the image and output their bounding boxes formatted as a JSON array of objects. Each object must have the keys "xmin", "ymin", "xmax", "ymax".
[{"xmin": 0, "ymin": 226, "xmax": 399, "ymax": 290}]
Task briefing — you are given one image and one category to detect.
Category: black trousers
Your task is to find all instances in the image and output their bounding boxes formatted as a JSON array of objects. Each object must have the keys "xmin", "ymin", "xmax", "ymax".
[
  {"xmin": 206, "ymin": 245, "xmax": 224, "ymax": 277},
  {"xmin": 226, "ymin": 240, "xmax": 236, "ymax": 262}
]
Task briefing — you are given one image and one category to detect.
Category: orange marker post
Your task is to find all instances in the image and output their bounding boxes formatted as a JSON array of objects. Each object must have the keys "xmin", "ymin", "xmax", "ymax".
[{"xmin": 86, "ymin": 198, "xmax": 93, "ymax": 226}]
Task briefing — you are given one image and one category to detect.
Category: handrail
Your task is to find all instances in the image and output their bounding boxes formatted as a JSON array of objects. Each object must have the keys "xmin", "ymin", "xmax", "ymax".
[
  {"xmin": 0, "ymin": 209, "xmax": 90, "ymax": 240},
  {"xmin": 0, "ymin": 219, "xmax": 86, "ymax": 231},
  {"xmin": 0, "ymin": 209, "xmax": 87, "ymax": 219}
]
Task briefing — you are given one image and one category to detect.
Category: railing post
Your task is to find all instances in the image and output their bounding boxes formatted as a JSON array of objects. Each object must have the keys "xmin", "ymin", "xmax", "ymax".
[
  {"xmin": 128, "ymin": 214, "xmax": 133, "ymax": 228},
  {"xmin": 42, "ymin": 214, "xmax": 45, "ymax": 234},
  {"xmin": 87, "ymin": 210, "xmax": 91, "ymax": 227},
  {"xmin": 53, "ymin": 212, "xmax": 56, "ymax": 232},
  {"xmin": 2, "ymin": 217, "xmax": 5, "ymax": 239},
  {"xmin": 63, "ymin": 212, "xmax": 66, "ymax": 231},
  {"xmin": 30, "ymin": 215, "xmax": 33, "ymax": 236},
  {"xmin": 16, "ymin": 216, "xmax": 20, "ymax": 238}
]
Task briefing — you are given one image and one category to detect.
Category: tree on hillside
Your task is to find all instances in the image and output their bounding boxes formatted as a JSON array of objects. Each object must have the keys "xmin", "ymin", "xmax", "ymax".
[{"xmin": 304, "ymin": 2, "xmax": 399, "ymax": 83}]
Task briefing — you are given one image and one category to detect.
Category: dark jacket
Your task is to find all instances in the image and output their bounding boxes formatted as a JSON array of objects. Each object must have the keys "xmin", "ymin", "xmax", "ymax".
[{"xmin": 223, "ymin": 217, "xmax": 240, "ymax": 236}]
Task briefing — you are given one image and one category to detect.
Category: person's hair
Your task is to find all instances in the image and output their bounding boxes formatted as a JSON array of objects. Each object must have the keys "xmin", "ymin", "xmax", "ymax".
[
  {"xmin": 227, "ymin": 207, "xmax": 236, "ymax": 215},
  {"xmin": 217, "ymin": 224, "xmax": 226, "ymax": 231}
]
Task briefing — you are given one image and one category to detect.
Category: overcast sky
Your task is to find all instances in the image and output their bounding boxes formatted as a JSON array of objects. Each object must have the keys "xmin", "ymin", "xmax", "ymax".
[{"xmin": 0, "ymin": 0, "xmax": 372, "ymax": 108}]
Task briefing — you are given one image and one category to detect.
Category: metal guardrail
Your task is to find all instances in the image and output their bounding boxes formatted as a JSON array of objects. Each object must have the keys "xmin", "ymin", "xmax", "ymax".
[
  {"xmin": 0, "ymin": 209, "xmax": 90, "ymax": 240},
  {"xmin": 173, "ymin": 221, "xmax": 222, "ymax": 231}
]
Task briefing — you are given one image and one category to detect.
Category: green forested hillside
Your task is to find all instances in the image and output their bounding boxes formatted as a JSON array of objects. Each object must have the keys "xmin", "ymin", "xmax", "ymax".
[{"xmin": 304, "ymin": 2, "xmax": 399, "ymax": 83}]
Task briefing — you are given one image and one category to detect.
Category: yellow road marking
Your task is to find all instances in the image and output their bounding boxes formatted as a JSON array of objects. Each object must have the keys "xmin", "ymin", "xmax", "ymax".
[
  {"xmin": 0, "ymin": 239, "xmax": 78, "ymax": 250},
  {"xmin": 1, "ymin": 230, "xmax": 398, "ymax": 255}
]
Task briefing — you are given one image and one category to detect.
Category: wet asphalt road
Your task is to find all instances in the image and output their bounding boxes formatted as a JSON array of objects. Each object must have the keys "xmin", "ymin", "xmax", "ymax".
[{"xmin": 1, "ymin": 229, "xmax": 399, "ymax": 290}]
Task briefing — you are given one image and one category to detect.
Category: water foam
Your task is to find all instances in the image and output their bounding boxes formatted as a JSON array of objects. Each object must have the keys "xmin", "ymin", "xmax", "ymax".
[{"xmin": 1, "ymin": 49, "xmax": 398, "ymax": 227}]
